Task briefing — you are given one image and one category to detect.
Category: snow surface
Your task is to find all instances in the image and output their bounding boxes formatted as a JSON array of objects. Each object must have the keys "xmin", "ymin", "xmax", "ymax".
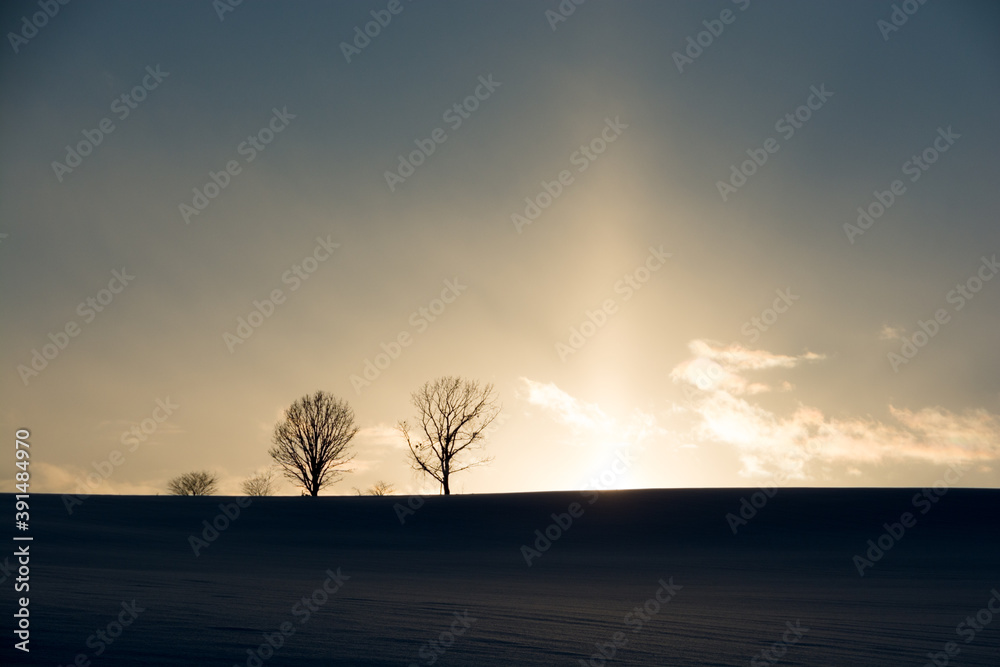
[{"xmin": 4, "ymin": 488, "xmax": 998, "ymax": 666}]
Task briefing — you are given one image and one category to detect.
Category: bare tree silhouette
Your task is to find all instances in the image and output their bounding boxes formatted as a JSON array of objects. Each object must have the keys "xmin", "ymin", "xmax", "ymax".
[
  {"xmin": 270, "ymin": 391, "xmax": 357, "ymax": 496},
  {"xmin": 240, "ymin": 468, "xmax": 277, "ymax": 496},
  {"xmin": 167, "ymin": 470, "xmax": 219, "ymax": 496},
  {"xmin": 398, "ymin": 376, "xmax": 500, "ymax": 495},
  {"xmin": 354, "ymin": 480, "xmax": 396, "ymax": 496},
  {"xmin": 369, "ymin": 480, "xmax": 395, "ymax": 496}
]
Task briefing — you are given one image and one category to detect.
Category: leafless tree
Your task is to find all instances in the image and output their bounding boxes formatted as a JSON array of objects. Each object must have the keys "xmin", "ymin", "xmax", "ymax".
[
  {"xmin": 398, "ymin": 376, "xmax": 500, "ymax": 495},
  {"xmin": 167, "ymin": 470, "xmax": 219, "ymax": 496},
  {"xmin": 269, "ymin": 391, "xmax": 358, "ymax": 496},
  {"xmin": 354, "ymin": 480, "xmax": 396, "ymax": 496},
  {"xmin": 240, "ymin": 468, "xmax": 277, "ymax": 496},
  {"xmin": 369, "ymin": 480, "xmax": 395, "ymax": 496}
]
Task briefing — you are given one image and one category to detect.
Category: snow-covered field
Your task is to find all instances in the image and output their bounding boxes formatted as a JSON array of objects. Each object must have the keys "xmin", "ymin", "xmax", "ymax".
[{"xmin": 6, "ymin": 488, "xmax": 998, "ymax": 666}]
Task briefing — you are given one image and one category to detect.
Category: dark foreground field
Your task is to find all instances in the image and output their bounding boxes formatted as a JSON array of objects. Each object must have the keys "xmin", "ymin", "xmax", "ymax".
[{"xmin": 3, "ymin": 488, "xmax": 999, "ymax": 666}]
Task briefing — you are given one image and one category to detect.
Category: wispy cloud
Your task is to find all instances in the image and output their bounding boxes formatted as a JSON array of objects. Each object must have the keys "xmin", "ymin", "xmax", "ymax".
[
  {"xmin": 356, "ymin": 423, "xmax": 405, "ymax": 448},
  {"xmin": 670, "ymin": 339, "xmax": 823, "ymax": 396},
  {"xmin": 672, "ymin": 339, "xmax": 1000, "ymax": 478},
  {"xmin": 9, "ymin": 461, "xmax": 167, "ymax": 496},
  {"xmin": 520, "ymin": 378, "xmax": 664, "ymax": 451},
  {"xmin": 879, "ymin": 324, "xmax": 904, "ymax": 340},
  {"xmin": 521, "ymin": 378, "xmax": 614, "ymax": 432}
]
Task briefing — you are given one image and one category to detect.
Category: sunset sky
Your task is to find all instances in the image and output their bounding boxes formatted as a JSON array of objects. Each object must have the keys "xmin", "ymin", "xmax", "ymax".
[{"xmin": 2, "ymin": 0, "xmax": 999, "ymax": 497}]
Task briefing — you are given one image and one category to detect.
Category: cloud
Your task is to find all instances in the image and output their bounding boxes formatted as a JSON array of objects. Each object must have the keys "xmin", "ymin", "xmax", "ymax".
[
  {"xmin": 672, "ymin": 339, "xmax": 1000, "ymax": 478},
  {"xmin": 521, "ymin": 378, "xmax": 615, "ymax": 433},
  {"xmin": 356, "ymin": 423, "xmax": 405, "ymax": 448},
  {"xmin": 6, "ymin": 461, "xmax": 166, "ymax": 496},
  {"xmin": 688, "ymin": 339, "xmax": 824, "ymax": 370},
  {"xmin": 520, "ymin": 378, "xmax": 664, "ymax": 450},
  {"xmin": 879, "ymin": 324, "xmax": 905, "ymax": 341},
  {"xmin": 670, "ymin": 339, "xmax": 822, "ymax": 396}
]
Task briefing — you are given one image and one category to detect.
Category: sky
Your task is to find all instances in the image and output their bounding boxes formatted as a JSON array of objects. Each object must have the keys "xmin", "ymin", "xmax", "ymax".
[{"xmin": 2, "ymin": 0, "xmax": 999, "ymax": 497}]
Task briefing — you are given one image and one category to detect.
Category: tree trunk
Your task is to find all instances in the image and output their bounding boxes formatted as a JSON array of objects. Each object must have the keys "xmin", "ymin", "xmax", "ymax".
[{"xmin": 442, "ymin": 476, "xmax": 450, "ymax": 495}]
